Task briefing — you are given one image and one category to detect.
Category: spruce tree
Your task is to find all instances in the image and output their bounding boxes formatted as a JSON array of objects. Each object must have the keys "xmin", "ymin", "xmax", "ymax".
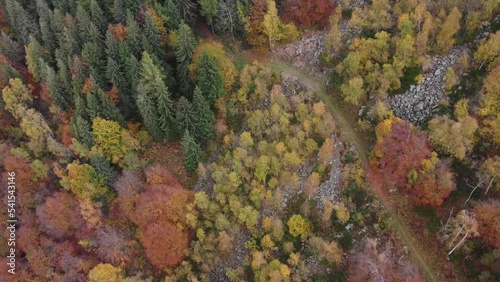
[
  {"xmin": 4, "ymin": 0, "xmax": 40, "ymax": 45},
  {"xmin": 136, "ymin": 84, "xmax": 163, "ymax": 141},
  {"xmin": 0, "ymin": 32, "xmax": 25, "ymax": 64},
  {"xmin": 175, "ymin": 96, "xmax": 198, "ymax": 137},
  {"xmin": 143, "ymin": 14, "xmax": 166, "ymax": 62},
  {"xmin": 175, "ymin": 22, "xmax": 197, "ymax": 93},
  {"xmin": 196, "ymin": 51, "xmax": 226, "ymax": 105},
  {"xmin": 36, "ymin": 0, "xmax": 56, "ymax": 53},
  {"xmin": 175, "ymin": 0, "xmax": 198, "ymax": 26},
  {"xmin": 86, "ymin": 92, "xmax": 103, "ymax": 120},
  {"xmin": 71, "ymin": 115, "xmax": 94, "ymax": 148},
  {"xmin": 90, "ymin": 154, "xmax": 118, "ymax": 186},
  {"xmin": 43, "ymin": 63, "xmax": 71, "ymax": 110},
  {"xmin": 157, "ymin": 82, "xmax": 176, "ymax": 140},
  {"xmin": 192, "ymin": 86, "xmax": 215, "ymax": 143},
  {"xmin": 112, "ymin": 0, "xmax": 126, "ymax": 23},
  {"xmin": 182, "ymin": 130, "xmax": 202, "ymax": 173},
  {"xmin": 126, "ymin": 11, "xmax": 142, "ymax": 56},
  {"xmin": 97, "ymin": 88, "xmax": 125, "ymax": 126},
  {"xmin": 90, "ymin": 0, "xmax": 107, "ymax": 33},
  {"xmin": 163, "ymin": 0, "xmax": 182, "ymax": 30}
]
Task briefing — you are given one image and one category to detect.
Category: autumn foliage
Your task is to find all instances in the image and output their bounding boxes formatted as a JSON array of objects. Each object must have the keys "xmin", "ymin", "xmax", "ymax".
[
  {"xmin": 474, "ymin": 200, "xmax": 500, "ymax": 248},
  {"xmin": 281, "ymin": 0, "xmax": 334, "ymax": 28}
]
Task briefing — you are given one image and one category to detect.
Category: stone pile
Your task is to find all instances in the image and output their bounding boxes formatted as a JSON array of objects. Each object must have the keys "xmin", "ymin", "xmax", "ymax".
[{"xmin": 387, "ymin": 46, "xmax": 468, "ymax": 124}]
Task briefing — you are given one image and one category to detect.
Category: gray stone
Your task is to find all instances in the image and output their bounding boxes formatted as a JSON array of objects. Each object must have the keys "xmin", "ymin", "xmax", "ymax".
[
  {"xmin": 435, "ymin": 69, "xmax": 441, "ymax": 76},
  {"xmin": 414, "ymin": 102, "xmax": 425, "ymax": 111}
]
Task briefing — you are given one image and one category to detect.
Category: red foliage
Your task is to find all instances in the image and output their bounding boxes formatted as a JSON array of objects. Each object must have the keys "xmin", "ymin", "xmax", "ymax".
[
  {"xmin": 113, "ymin": 171, "xmax": 144, "ymax": 219},
  {"xmin": 95, "ymin": 227, "xmax": 135, "ymax": 267},
  {"xmin": 409, "ymin": 161, "xmax": 454, "ymax": 206},
  {"xmin": 282, "ymin": 0, "xmax": 334, "ymax": 28},
  {"xmin": 474, "ymin": 200, "xmax": 500, "ymax": 248},
  {"xmin": 376, "ymin": 121, "xmax": 432, "ymax": 189},
  {"xmin": 106, "ymin": 86, "xmax": 120, "ymax": 104},
  {"xmin": 35, "ymin": 192, "xmax": 84, "ymax": 239},
  {"xmin": 139, "ymin": 222, "xmax": 189, "ymax": 269},
  {"xmin": 18, "ymin": 215, "xmax": 40, "ymax": 254}
]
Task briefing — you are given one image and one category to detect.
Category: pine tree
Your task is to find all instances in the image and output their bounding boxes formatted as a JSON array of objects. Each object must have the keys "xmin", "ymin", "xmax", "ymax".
[
  {"xmin": 136, "ymin": 84, "xmax": 163, "ymax": 141},
  {"xmin": 199, "ymin": 0, "xmax": 219, "ymax": 27},
  {"xmin": 90, "ymin": 0, "xmax": 107, "ymax": 33},
  {"xmin": 143, "ymin": 14, "xmax": 166, "ymax": 62},
  {"xmin": 175, "ymin": 22, "xmax": 197, "ymax": 93},
  {"xmin": 192, "ymin": 86, "xmax": 214, "ymax": 143},
  {"xmin": 4, "ymin": 0, "xmax": 40, "ymax": 45},
  {"xmin": 113, "ymin": 0, "xmax": 127, "ymax": 23},
  {"xmin": 175, "ymin": 0, "xmax": 198, "ymax": 26},
  {"xmin": 0, "ymin": 32, "xmax": 25, "ymax": 64},
  {"xmin": 176, "ymin": 96, "xmax": 198, "ymax": 137},
  {"xmin": 72, "ymin": 115, "xmax": 94, "ymax": 148},
  {"xmin": 86, "ymin": 92, "xmax": 104, "ymax": 120},
  {"xmin": 36, "ymin": 0, "xmax": 56, "ymax": 53},
  {"xmin": 43, "ymin": 63, "xmax": 71, "ymax": 110},
  {"xmin": 157, "ymin": 83, "xmax": 176, "ymax": 140},
  {"xmin": 25, "ymin": 36, "xmax": 50, "ymax": 82},
  {"xmin": 90, "ymin": 154, "xmax": 119, "ymax": 186},
  {"xmin": 164, "ymin": 0, "xmax": 182, "ymax": 29},
  {"xmin": 182, "ymin": 130, "xmax": 202, "ymax": 172},
  {"xmin": 196, "ymin": 52, "xmax": 226, "ymax": 105},
  {"xmin": 125, "ymin": 12, "xmax": 142, "ymax": 56}
]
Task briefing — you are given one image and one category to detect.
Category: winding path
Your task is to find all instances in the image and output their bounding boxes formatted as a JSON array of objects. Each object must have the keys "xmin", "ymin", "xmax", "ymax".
[{"xmin": 267, "ymin": 61, "xmax": 442, "ymax": 282}]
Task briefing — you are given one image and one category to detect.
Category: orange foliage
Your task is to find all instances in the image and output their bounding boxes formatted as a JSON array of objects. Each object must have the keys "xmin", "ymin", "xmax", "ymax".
[
  {"xmin": 3, "ymin": 156, "xmax": 39, "ymax": 191},
  {"xmin": 139, "ymin": 222, "xmax": 189, "ymax": 269},
  {"xmin": 282, "ymin": 0, "xmax": 334, "ymax": 28},
  {"xmin": 106, "ymin": 86, "xmax": 119, "ymax": 104},
  {"xmin": 82, "ymin": 78, "xmax": 94, "ymax": 95},
  {"xmin": 108, "ymin": 24, "xmax": 128, "ymax": 41},
  {"xmin": 474, "ymin": 200, "xmax": 500, "ymax": 248},
  {"xmin": 146, "ymin": 8, "xmax": 169, "ymax": 45},
  {"xmin": 246, "ymin": 0, "xmax": 268, "ymax": 48}
]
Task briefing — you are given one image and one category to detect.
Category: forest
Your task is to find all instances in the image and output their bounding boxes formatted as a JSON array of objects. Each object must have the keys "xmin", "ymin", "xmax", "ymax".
[{"xmin": 0, "ymin": 0, "xmax": 498, "ymax": 281}]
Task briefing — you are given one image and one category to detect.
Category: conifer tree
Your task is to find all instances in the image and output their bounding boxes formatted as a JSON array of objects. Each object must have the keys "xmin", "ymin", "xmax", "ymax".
[
  {"xmin": 36, "ymin": 0, "xmax": 56, "ymax": 53},
  {"xmin": 196, "ymin": 52, "xmax": 226, "ymax": 105},
  {"xmin": 143, "ymin": 14, "xmax": 166, "ymax": 62},
  {"xmin": 0, "ymin": 32, "xmax": 25, "ymax": 64},
  {"xmin": 25, "ymin": 36, "xmax": 50, "ymax": 82},
  {"xmin": 182, "ymin": 130, "xmax": 202, "ymax": 172},
  {"xmin": 136, "ymin": 84, "xmax": 163, "ymax": 141},
  {"xmin": 175, "ymin": 0, "xmax": 198, "ymax": 26},
  {"xmin": 4, "ymin": 0, "xmax": 40, "ymax": 45},
  {"xmin": 157, "ymin": 83, "xmax": 176, "ymax": 140},
  {"xmin": 175, "ymin": 96, "xmax": 198, "ymax": 136},
  {"xmin": 175, "ymin": 22, "xmax": 197, "ymax": 93},
  {"xmin": 43, "ymin": 63, "xmax": 71, "ymax": 110},
  {"xmin": 164, "ymin": 0, "xmax": 182, "ymax": 29},
  {"xmin": 199, "ymin": 0, "xmax": 219, "ymax": 27},
  {"xmin": 90, "ymin": 154, "xmax": 119, "ymax": 186},
  {"xmin": 71, "ymin": 115, "xmax": 94, "ymax": 148},
  {"xmin": 112, "ymin": 0, "xmax": 127, "ymax": 23},
  {"xmin": 90, "ymin": 0, "xmax": 107, "ymax": 33},
  {"xmin": 192, "ymin": 86, "xmax": 215, "ymax": 143},
  {"xmin": 126, "ymin": 12, "xmax": 142, "ymax": 56}
]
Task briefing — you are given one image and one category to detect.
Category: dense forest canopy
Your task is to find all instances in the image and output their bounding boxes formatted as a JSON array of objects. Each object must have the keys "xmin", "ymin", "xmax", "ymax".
[{"xmin": 0, "ymin": 0, "xmax": 499, "ymax": 281}]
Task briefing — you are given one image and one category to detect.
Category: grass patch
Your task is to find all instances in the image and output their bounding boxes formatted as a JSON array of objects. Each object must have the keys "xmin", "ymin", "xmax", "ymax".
[{"xmin": 413, "ymin": 206, "xmax": 440, "ymax": 235}]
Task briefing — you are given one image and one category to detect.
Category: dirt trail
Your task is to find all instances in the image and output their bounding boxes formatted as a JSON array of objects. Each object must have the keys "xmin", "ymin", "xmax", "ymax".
[{"xmin": 266, "ymin": 61, "xmax": 442, "ymax": 282}]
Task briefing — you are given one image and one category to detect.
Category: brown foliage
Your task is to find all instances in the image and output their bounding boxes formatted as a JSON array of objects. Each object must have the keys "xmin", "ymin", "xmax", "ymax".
[
  {"xmin": 106, "ymin": 86, "xmax": 119, "ymax": 104},
  {"xmin": 35, "ymin": 192, "xmax": 84, "ymax": 239},
  {"xmin": 108, "ymin": 24, "xmax": 128, "ymax": 41},
  {"xmin": 375, "ymin": 120, "xmax": 432, "ymax": 189},
  {"xmin": 139, "ymin": 222, "xmax": 189, "ymax": 269},
  {"xmin": 474, "ymin": 200, "xmax": 500, "ymax": 248},
  {"xmin": 410, "ymin": 161, "xmax": 455, "ymax": 206},
  {"xmin": 282, "ymin": 0, "xmax": 334, "ymax": 28},
  {"xmin": 95, "ymin": 227, "xmax": 135, "ymax": 267},
  {"xmin": 82, "ymin": 78, "xmax": 94, "ymax": 95},
  {"xmin": 246, "ymin": 0, "xmax": 268, "ymax": 48}
]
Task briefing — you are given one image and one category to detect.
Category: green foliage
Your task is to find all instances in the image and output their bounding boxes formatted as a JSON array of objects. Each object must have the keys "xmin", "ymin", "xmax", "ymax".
[
  {"xmin": 196, "ymin": 52, "xmax": 226, "ymax": 105},
  {"xmin": 182, "ymin": 130, "xmax": 202, "ymax": 173},
  {"xmin": 287, "ymin": 214, "xmax": 311, "ymax": 239}
]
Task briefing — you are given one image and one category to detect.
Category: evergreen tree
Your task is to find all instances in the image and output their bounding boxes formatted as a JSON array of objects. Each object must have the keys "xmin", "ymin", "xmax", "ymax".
[
  {"xmin": 175, "ymin": 0, "xmax": 198, "ymax": 26},
  {"xmin": 157, "ymin": 82, "xmax": 176, "ymax": 140},
  {"xmin": 199, "ymin": 0, "xmax": 219, "ymax": 27},
  {"xmin": 90, "ymin": 154, "xmax": 119, "ymax": 187},
  {"xmin": 4, "ymin": 0, "xmax": 40, "ymax": 45},
  {"xmin": 90, "ymin": 0, "xmax": 107, "ymax": 33},
  {"xmin": 86, "ymin": 92, "xmax": 104, "ymax": 120},
  {"xmin": 43, "ymin": 63, "xmax": 71, "ymax": 110},
  {"xmin": 192, "ymin": 86, "xmax": 215, "ymax": 143},
  {"xmin": 175, "ymin": 22, "xmax": 197, "ymax": 93},
  {"xmin": 136, "ymin": 84, "xmax": 163, "ymax": 141},
  {"xmin": 76, "ymin": 4, "xmax": 92, "ymax": 40},
  {"xmin": 182, "ymin": 130, "xmax": 202, "ymax": 172},
  {"xmin": 36, "ymin": 0, "xmax": 56, "ymax": 53},
  {"xmin": 112, "ymin": 0, "xmax": 126, "ymax": 23},
  {"xmin": 71, "ymin": 115, "xmax": 94, "ymax": 148},
  {"xmin": 126, "ymin": 11, "xmax": 142, "ymax": 56},
  {"xmin": 0, "ymin": 32, "xmax": 25, "ymax": 64},
  {"xmin": 175, "ymin": 96, "xmax": 198, "ymax": 137},
  {"xmin": 196, "ymin": 52, "xmax": 226, "ymax": 105},
  {"xmin": 97, "ymin": 88, "xmax": 125, "ymax": 126},
  {"xmin": 105, "ymin": 30, "xmax": 119, "ymax": 59},
  {"xmin": 163, "ymin": 0, "xmax": 182, "ymax": 30},
  {"xmin": 142, "ymin": 14, "xmax": 166, "ymax": 62},
  {"xmin": 25, "ymin": 36, "xmax": 50, "ymax": 82}
]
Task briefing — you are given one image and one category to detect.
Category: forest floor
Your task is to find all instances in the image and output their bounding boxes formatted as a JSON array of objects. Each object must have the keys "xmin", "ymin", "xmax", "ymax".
[{"xmin": 264, "ymin": 60, "xmax": 449, "ymax": 282}]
